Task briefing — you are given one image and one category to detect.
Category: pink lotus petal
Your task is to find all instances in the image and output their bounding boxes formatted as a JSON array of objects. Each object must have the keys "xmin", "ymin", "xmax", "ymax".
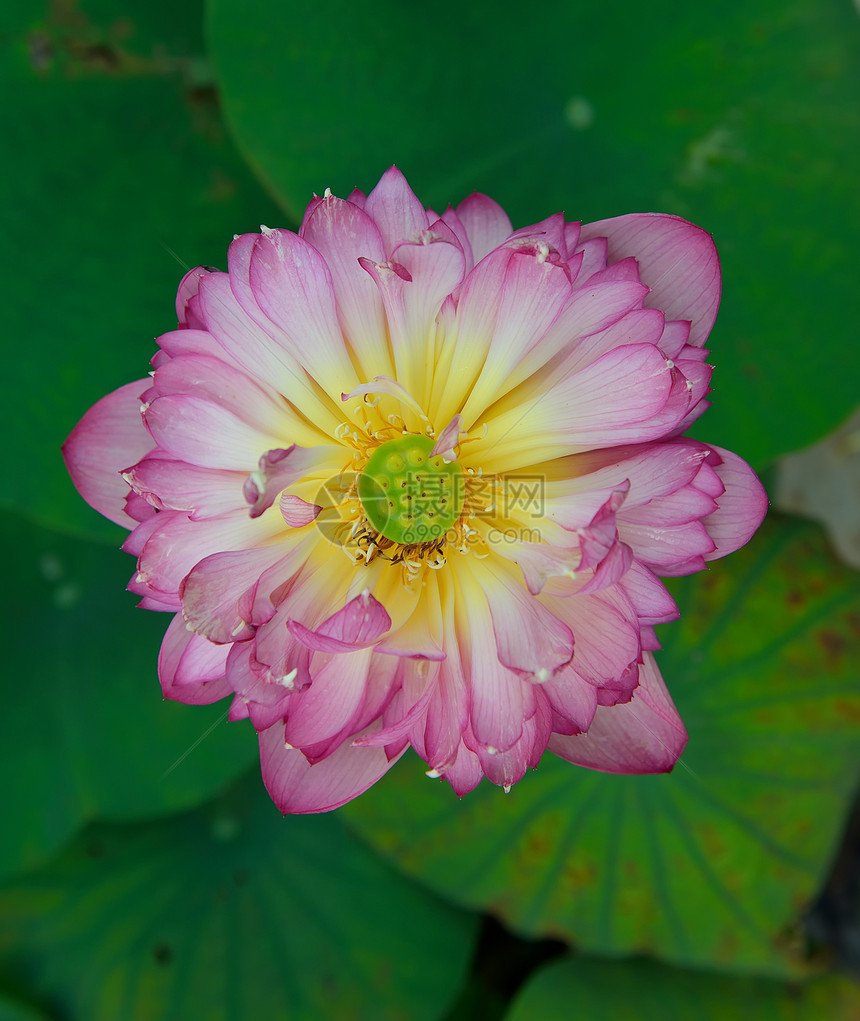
[
  {"xmin": 364, "ymin": 165, "xmax": 429, "ymax": 255},
  {"xmin": 284, "ymin": 647, "xmax": 375, "ymax": 748},
  {"xmin": 123, "ymin": 490, "xmax": 157, "ymax": 524},
  {"xmin": 176, "ymin": 266, "xmax": 213, "ymax": 325},
  {"xmin": 478, "ymin": 343, "xmax": 676, "ymax": 469},
  {"xmin": 197, "ymin": 267, "xmax": 318, "ymax": 415},
  {"xmin": 147, "ymin": 353, "xmax": 286, "ymax": 433},
  {"xmin": 280, "ymin": 493, "xmax": 321, "ymax": 528},
  {"xmin": 181, "ymin": 546, "xmax": 290, "ymax": 644},
  {"xmin": 438, "ymin": 741, "xmax": 485, "ymax": 797},
  {"xmin": 156, "ymin": 328, "xmax": 218, "ymax": 360},
  {"xmin": 362, "ymin": 230, "xmax": 466, "ymax": 395},
  {"xmin": 244, "ymin": 444, "xmax": 338, "ymax": 518},
  {"xmin": 575, "ymin": 235, "xmax": 609, "ymax": 280},
  {"xmin": 479, "ymin": 564, "xmax": 574, "ymax": 680},
  {"xmin": 617, "ymin": 561, "xmax": 679, "ymax": 626},
  {"xmin": 457, "ymin": 569, "xmax": 530, "ymax": 752},
  {"xmin": 419, "ymin": 609, "xmax": 470, "ymax": 771},
  {"xmin": 288, "ymin": 590, "xmax": 391, "ymax": 653},
  {"xmin": 508, "ymin": 212, "xmax": 569, "ymax": 260},
  {"xmin": 124, "ymin": 454, "xmax": 247, "ymax": 519},
  {"xmin": 431, "ymin": 414, "xmax": 463, "ymax": 461},
  {"xmin": 439, "ymin": 205, "xmax": 475, "ymax": 271},
  {"xmin": 249, "ymin": 228, "xmax": 356, "ymax": 394},
  {"xmin": 536, "ymin": 281, "xmax": 654, "ymax": 378},
  {"xmin": 300, "ymin": 194, "xmax": 392, "ymax": 377},
  {"xmin": 260, "ymin": 720, "xmax": 404, "ymax": 813},
  {"xmin": 158, "ymin": 613, "xmax": 232, "ymax": 705},
  {"xmin": 470, "ymin": 692, "xmax": 552, "ymax": 790},
  {"xmin": 456, "ymin": 192, "xmax": 513, "ymax": 264},
  {"xmin": 492, "ymin": 537, "xmax": 581, "ymax": 596},
  {"xmin": 354, "ymin": 669, "xmax": 438, "ymax": 748},
  {"xmin": 580, "ymin": 213, "xmax": 721, "ymax": 348},
  {"xmin": 136, "ymin": 507, "xmax": 285, "ymax": 601},
  {"xmin": 62, "ymin": 379, "xmax": 154, "ymax": 529},
  {"xmin": 549, "ymin": 653, "xmax": 687, "ymax": 774},
  {"xmin": 459, "ymin": 246, "xmax": 572, "ymax": 425},
  {"xmin": 545, "ymin": 587, "xmax": 641, "ymax": 686},
  {"xmin": 702, "ymin": 445, "xmax": 769, "ymax": 559},
  {"xmin": 658, "ymin": 319, "xmax": 692, "ymax": 359},
  {"xmin": 543, "ymin": 666, "xmax": 599, "ymax": 734},
  {"xmin": 225, "ymin": 638, "xmax": 299, "ymax": 719},
  {"xmin": 546, "ymin": 440, "xmax": 710, "ymax": 511},
  {"xmin": 548, "ymin": 341, "xmax": 675, "ymax": 443},
  {"xmin": 575, "ymin": 486, "xmax": 629, "ymax": 572},
  {"xmin": 143, "ymin": 394, "xmax": 279, "ymax": 472}
]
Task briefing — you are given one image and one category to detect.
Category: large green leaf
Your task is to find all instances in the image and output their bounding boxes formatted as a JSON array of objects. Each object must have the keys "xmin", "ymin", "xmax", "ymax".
[
  {"xmin": 0, "ymin": 772, "xmax": 479, "ymax": 1021},
  {"xmin": 3, "ymin": 511, "xmax": 257, "ymax": 880},
  {"xmin": 2, "ymin": 0, "xmax": 283, "ymax": 540},
  {"xmin": 505, "ymin": 955, "xmax": 860, "ymax": 1021},
  {"xmin": 344, "ymin": 515, "xmax": 860, "ymax": 976},
  {"xmin": 0, "ymin": 991, "xmax": 51, "ymax": 1021},
  {"xmin": 208, "ymin": 0, "xmax": 860, "ymax": 468}
]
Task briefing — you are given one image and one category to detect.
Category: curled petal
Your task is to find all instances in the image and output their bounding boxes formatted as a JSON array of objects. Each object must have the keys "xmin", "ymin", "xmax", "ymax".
[
  {"xmin": 287, "ymin": 590, "xmax": 392, "ymax": 653},
  {"xmin": 431, "ymin": 414, "xmax": 463, "ymax": 461},
  {"xmin": 543, "ymin": 667, "xmax": 599, "ymax": 734},
  {"xmin": 244, "ymin": 444, "xmax": 339, "ymax": 518},
  {"xmin": 124, "ymin": 454, "xmax": 247, "ymax": 519},
  {"xmin": 175, "ymin": 266, "xmax": 214, "ymax": 324},
  {"xmin": 617, "ymin": 561, "xmax": 679, "ymax": 626},
  {"xmin": 702, "ymin": 445, "xmax": 769, "ymax": 559},
  {"xmin": 470, "ymin": 692, "xmax": 552, "ymax": 790},
  {"xmin": 280, "ymin": 493, "xmax": 321, "ymax": 527},
  {"xmin": 62, "ymin": 380, "xmax": 153, "ymax": 529},
  {"xmin": 158, "ymin": 613, "xmax": 232, "ymax": 705},
  {"xmin": 548, "ymin": 653, "xmax": 687, "ymax": 774},
  {"xmin": 575, "ymin": 485, "xmax": 629, "ymax": 572},
  {"xmin": 492, "ymin": 537, "xmax": 580, "ymax": 596},
  {"xmin": 342, "ymin": 375, "xmax": 428, "ymax": 424}
]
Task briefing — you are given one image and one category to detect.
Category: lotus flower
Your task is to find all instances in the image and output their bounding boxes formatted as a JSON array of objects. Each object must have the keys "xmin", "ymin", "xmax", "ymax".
[{"xmin": 63, "ymin": 167, "xmax": 767, "ymax": 812}]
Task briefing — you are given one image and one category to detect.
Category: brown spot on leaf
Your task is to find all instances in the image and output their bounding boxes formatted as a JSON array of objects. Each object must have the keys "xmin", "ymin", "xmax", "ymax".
[
  {"xmin": 563, "ymin": 860, "xmax": 598, "ymax": 889},
  {"xmin": 817, "ymin": 629, "xmax": 846, "ymax": 661},
  {"xmin": 831, "ymin": 698, "xmax": 860, "ymax": 724}
]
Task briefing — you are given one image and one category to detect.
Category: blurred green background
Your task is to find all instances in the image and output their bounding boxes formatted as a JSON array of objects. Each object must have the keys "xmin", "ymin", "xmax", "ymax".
[{"xmin": 3, "ymin": 0, "xmax": 860, "ymax": 1017}]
